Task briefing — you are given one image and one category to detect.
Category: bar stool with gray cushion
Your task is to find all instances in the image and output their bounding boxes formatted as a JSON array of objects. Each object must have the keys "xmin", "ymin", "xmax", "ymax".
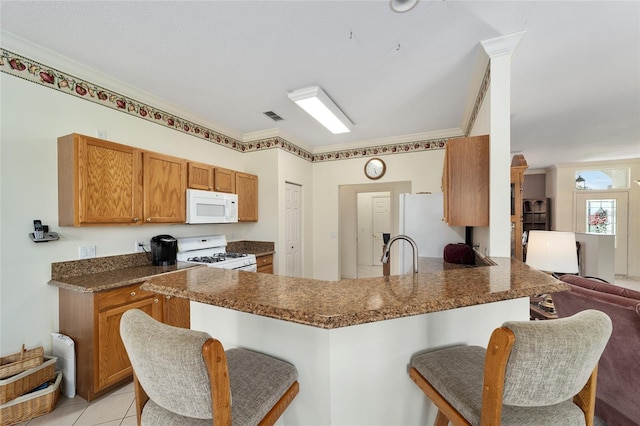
[
  {"xmin": 120, "ymin": 309, "xmax": 299, "ymax": 426},
  {"xmin": 409, "ymin": 309, "xmax": 612, "ymax": 426}
]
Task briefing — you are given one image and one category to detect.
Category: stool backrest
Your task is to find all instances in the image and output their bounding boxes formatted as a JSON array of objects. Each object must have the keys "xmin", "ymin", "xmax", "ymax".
[
  {"xmin": 500, "ymin": 309, "xmax": 612, "ymax": 407},
  {"xmin": 120, "ymin": 309, "xmax": 214, "ymax": 419}
]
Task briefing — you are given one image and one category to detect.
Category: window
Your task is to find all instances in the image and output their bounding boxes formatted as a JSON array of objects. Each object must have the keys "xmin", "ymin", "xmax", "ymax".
[
  {"xmin": 586, "ymin": 199, "xmax": 616, "ymax": 235},
  {"xmin": 575, "ymin": 168, "xmax": 630, "ymax": 190}
]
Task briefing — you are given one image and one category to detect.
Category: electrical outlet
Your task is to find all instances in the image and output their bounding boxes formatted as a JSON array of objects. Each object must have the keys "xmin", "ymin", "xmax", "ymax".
[
  {"xmin": 79, "ymin": 245, "xmax": 96, "ymax": 259},
  {"xmin": 135, "ymin": 241, "xmax": 147, "ymax": 253},
  {"xmin": 96, "ymin": 129, "xmax": 107, "ymax": 139}
]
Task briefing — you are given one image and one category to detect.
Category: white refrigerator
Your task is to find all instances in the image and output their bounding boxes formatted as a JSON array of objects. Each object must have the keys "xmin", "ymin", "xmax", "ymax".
[{"xmin": 397, "ymin": 193, "xmax": 465, "ymax": 274}]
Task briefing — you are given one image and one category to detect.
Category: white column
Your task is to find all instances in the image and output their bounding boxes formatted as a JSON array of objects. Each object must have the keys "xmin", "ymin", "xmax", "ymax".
[{"xmin": 481, "ymin": 31, "xmax": 526, "ymax": 257}]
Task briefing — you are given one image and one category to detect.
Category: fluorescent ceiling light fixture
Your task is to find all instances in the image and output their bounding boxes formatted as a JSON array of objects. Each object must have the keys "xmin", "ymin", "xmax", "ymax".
[{"xmin": 287, "ymin": 86, "xmax": 352, "ymax": 134}]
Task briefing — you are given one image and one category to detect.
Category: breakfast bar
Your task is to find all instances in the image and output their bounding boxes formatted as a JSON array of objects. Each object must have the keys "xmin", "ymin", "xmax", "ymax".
[{"xmin": 142, "ymin": 257, "xmax": 567, "ymax": 425}]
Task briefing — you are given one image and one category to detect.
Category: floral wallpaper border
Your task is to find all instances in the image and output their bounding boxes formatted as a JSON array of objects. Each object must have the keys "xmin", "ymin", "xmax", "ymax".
[
  {"xmin": 465, "ymin": 64, "xmax": 490, "ymax": 137},
  {"xmin": 0, "ymin": 48, "xmax": 488, "ymax": 163}
]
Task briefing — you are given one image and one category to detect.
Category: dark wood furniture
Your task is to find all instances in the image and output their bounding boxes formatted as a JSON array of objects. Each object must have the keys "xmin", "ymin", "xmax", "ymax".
[
  {"xmin": 529, "ymin": 296, "xmax": 557, "ymax": 320},
  {"xmin": 523, "ymin": 198, "xmax": 551, "ymax": 233},
  {"xmin": 511, "ymin": 155, "xmax": 528, "ymax": 261}
]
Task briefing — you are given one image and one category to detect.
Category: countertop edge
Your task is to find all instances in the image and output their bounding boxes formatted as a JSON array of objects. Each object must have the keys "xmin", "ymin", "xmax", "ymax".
[
  {"xmin": 141, "ymin": 278, "xmax": 569, "ymax": 329},
  {"xmin": 48, "ymin": 263, "xmax": 205, "ymax": 293}
]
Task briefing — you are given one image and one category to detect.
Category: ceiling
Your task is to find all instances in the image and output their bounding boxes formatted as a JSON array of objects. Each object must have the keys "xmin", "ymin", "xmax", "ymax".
[{"xmin": 1, "ymin": 1, "xmax": 638, "ymax": 170}]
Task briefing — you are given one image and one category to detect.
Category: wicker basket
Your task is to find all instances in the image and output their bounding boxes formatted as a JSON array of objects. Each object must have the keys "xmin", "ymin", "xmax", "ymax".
[
  {"xmin": 0, "ymin": 345, "xmax": 44, "ymax": 380},
  {"xmin": 0, "ymin": 371, "xmax": 61, "ymax": 426},
  {"xmin": 0, "ymin": 356, "xmax": 57, "ymax": 404}
]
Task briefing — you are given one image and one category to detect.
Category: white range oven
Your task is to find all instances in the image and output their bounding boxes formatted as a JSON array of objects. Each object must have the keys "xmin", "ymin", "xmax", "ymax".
[{"xmin": 176, "ymin": 235, "xmax": 257, "ymax": 272}]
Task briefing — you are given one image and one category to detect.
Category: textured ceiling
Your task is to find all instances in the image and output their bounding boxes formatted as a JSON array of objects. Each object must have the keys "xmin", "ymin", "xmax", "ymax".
[{"xmin": 1, "ymin": 0, "xmax": 638, "ymax": 169}]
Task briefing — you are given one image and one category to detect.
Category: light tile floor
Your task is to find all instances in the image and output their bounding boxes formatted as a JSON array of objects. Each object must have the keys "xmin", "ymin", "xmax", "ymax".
[
  {"xmin": 16, "ymin": 382, "xmax": 136, "ymax": 426},
  {"xmin": 19, "ymin": 273, "xmax": 637, "ymax": 425}
]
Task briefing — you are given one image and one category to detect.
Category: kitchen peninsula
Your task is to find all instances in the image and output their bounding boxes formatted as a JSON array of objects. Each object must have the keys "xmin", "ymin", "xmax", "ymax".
[{"xmin": 142, "ymin": 257, "xmax": 567, "ymax": 425}]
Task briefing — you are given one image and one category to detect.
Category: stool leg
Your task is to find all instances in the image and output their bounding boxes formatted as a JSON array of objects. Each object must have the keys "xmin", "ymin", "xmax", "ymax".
[{"xmin": 435, "ymin": 409, "xmax": 449, "ymax": 426}]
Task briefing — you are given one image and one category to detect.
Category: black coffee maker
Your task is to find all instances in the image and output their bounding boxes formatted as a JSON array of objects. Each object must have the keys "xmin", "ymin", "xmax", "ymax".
[{"xmin": 150, "ymin": 235, "xmax": 178, "ymax": 266}]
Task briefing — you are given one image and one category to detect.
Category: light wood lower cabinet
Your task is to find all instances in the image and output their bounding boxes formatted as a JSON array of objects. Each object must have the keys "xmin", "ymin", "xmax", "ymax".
[
  {"xmin": 59, "ymin": 283, "xmax": 189, "ymax": 401},
  {"xmin": 256, "ymin": 254, "xmax": 273, "ymax": 274}
]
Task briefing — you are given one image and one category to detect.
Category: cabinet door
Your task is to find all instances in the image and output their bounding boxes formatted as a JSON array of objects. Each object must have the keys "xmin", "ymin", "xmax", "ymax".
[
  {"xmin": 444, "ymin": 135, "xmax": 489, "ymax": 226},
  {"xmin": 236, "ymin": 172, "xmax": 258, "ymax": 222},
  {"xmin": 163, "ymin": 296, "xmax": 190, "ymax": 328},
  {"xmin": 143, "ymin": 152, "xmax": 187, "ymax": 223},
  {"xmin": 59, "ymin": 134, "xmax": 143, "ymax": 225},
  {"xmin": 96, "ymin": 296, "xmax": 161, "ymax": 390},
  {"xmin": 214, "ymin": 167, "xmax": 236, "ymax": 193},
  {"xmin": 188, "ymin": 162, "xmax": 213, "ymax": 191}
]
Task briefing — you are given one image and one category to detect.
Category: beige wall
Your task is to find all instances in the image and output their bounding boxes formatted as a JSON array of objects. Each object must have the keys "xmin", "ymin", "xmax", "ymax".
[
  {"xmin": 547, "ymin": 158, "xmax": 640, "ymax": 277},
  {"xmin": 315, "ymin": 150, "xmax": 446, "ymax": 281},
  {"xmin": 276, "ymin": 149, "xmax": 314, "ymax": 277},
  {"xmin": 0, "ymin": 74, "xmax": 263, "ymax": 353}
]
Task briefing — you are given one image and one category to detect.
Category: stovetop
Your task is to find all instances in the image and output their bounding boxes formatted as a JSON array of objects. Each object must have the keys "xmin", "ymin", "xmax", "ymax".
[
  {"xmin": 175, "ymin": 235, "xmax": 256, "ymax": 269},
  {"xmin": 186, "ymin": 252, "xmax": 249, "ymax": 264}
]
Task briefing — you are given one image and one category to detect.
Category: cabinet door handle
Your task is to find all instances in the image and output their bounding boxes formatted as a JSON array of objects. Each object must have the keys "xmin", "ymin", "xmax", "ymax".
[
  {"xmin": 146, "ymin": 218, "xmax": 152, "ymax": 222},
  {"xmin": 154, "ymin": 298, "xmax": 159, "ymax": 303},
  {"xmin": 166, "ymin": 295, "xmax": 172, "ymax": 300},
  {"xmin": 130, "ymin": 291, "xmax": 136, "ymax": 297},
  {"xmin": 132, "ymin": 217, "xmax": 140, "ymax": 223}
]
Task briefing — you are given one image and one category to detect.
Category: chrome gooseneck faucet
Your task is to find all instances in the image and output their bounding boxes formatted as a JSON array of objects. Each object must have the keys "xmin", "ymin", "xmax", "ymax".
[{"xmin": 381, "ymin": 235, "xmax": 418, "ymax": 274}]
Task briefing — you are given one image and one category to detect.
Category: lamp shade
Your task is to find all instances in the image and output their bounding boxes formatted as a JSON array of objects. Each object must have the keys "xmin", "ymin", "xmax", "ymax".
[{"xmin": 526, "ymin": 231, "xmax": 579, "ymax": 274}]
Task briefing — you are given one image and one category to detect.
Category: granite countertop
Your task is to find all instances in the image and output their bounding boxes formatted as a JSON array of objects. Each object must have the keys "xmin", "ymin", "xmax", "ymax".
[
  {"xmin": 141, "ymin": 257, "xmax": 569, "ymax": 329},
  {"xmin": 226, "ymin": 240, "xmax": 274, "ymax": 257},
  {"xmin": 48, "ymin": 252, "xmax": 204, "ymax": 293}
]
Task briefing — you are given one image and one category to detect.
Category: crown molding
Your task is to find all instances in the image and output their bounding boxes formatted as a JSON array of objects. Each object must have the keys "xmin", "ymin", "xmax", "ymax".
[
  {"xmin": 480, "ymin": 31, "xmax": 526, "ymax": 59},
  {"xmin": 1, "ymin": 39, "xmax": 474, "ymax": 164},
  {"xmin": 462, "ymin": 48, "xmax": 490, "ymax": 136},
  {"xmin": 0, "ymin": 30, "xmax": 243, "ymax": 141},
  {"xmin": 242, "ymin": 127, "xmax": 314, "ymax": 153},
  {"xmin": 313, "ymin": 128, "xmax": 464, "ymax": 154}
]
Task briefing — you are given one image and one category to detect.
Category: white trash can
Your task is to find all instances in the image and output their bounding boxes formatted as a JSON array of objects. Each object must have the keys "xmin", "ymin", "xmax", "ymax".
[{"xmin": 52, "ymin": 332, "xmax": 76, "ymax": 398}]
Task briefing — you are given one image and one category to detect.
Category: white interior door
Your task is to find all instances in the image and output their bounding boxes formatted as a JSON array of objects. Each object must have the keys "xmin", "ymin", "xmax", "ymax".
[
  {"xmin": 285, "ymin": 183, "xmax": 302, "ymax": 277},
  {"xmin": 575, "ymin": 192, "xmax": 628, "ymax": 276},
  {"xmin": 372, "ymin": 196, "xmax": 390, "ymax": 265}
]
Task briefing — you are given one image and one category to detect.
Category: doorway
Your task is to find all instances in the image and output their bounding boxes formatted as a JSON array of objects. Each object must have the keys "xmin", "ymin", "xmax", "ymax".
[
  {"xmin": 575, "ymin": 191, "xmax": 629, "ymax": 275},
  {"xmin": 285, "ymin": 182, "xmax": 302, "ymax": 277},
  {"xmin": 357, "ymin": 192, "xmax": 391, "ymax": 277},
  {"xmin": 338, "ymin": 181, "xmax": 411, "ymax": 279}
]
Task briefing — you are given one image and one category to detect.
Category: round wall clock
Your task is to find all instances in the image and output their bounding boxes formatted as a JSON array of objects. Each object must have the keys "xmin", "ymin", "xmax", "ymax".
[{"xmin": 364, "ymin": 158, "xmax": 386, "ymax": 180}]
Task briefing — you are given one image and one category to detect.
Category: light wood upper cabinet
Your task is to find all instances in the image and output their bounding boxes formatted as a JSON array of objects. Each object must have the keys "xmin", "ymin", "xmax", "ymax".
[
  {"xmin": 58, "ymin": 134, "xmax": 143, "ymax": 226},
  {"xmin": 236, "ymin": 172, "xmax": 258, "ymax": 222},
  {"xmin": 442, "ymin": 135, "xmax": 490, "ymax": 227},
  {"xmin": 187, "ymin": 162, "xmax": 214, "ymax": 191},
  {"xmin": 143, "ymin": 152, "xmax": 187, "ymax": 223},
  {"xmin": 214, "ymin": 167, "xmax": 236, "ymax": 193}
]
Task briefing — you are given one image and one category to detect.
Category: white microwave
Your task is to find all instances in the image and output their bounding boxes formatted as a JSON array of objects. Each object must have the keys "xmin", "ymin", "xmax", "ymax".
[{"xmin": 186, "ymin": 189, "xmax": 238, "ymax": 224}]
